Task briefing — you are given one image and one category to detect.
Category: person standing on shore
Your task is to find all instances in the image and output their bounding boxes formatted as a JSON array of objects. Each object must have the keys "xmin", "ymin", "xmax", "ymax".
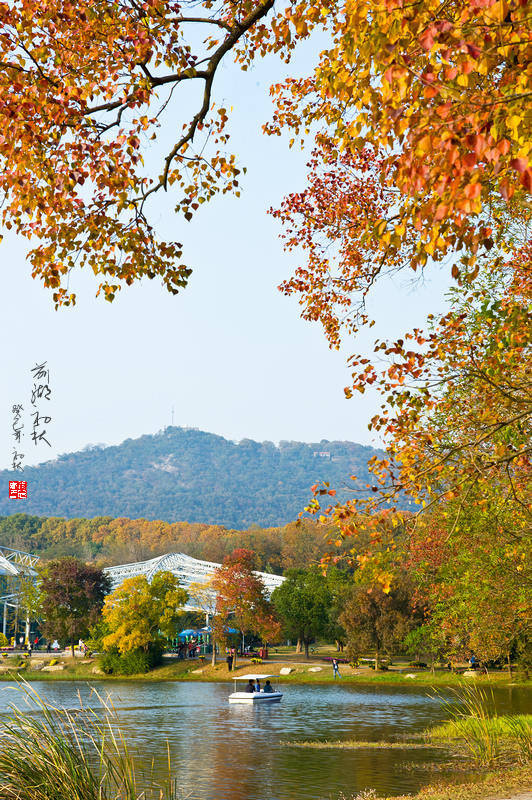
[
  {"xmin": 332, "ymin": 658, "xmax": 341, "ymax": 679},
  {"xmin": 226, "ymin": 652, "xmax": 233, "ymax": 671}
]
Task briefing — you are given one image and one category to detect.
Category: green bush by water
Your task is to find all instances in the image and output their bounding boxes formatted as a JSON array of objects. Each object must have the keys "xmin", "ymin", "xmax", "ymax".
[
  {"xmin": 427, "ymin": 684, "xmax": 532, "ymax": 766},
  {"xmin": 429, "ymin": 714, "xmax": 532, "ymax": 742},
  {"xmin": 101, "ymin": 646, "xmax": 162, "ymax": 675}
]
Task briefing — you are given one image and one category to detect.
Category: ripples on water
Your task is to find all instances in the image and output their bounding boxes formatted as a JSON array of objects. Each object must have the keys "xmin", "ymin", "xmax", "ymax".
[{"xmin": 0, "ymin": 681, "xmax": 529, "ymax": 800}]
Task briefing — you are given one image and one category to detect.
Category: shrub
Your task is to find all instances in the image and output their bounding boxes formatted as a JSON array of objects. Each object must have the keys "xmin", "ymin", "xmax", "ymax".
[
  {"xmin": 0, "ymin": 633, "xmax": 8, "ymax": 648},
  {"xmin": 101, "ymin": 646, "xmax": 162, "ymax": 676},
  {"xmin": 48, "ymin": 658, "xmax": 59, "ymax": 666}
]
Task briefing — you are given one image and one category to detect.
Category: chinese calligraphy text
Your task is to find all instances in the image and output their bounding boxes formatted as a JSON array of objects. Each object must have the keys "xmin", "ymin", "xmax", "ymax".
[
  {"xmin": 11, "ymin": 403, "xmax": 24, "ymax": 471},
  {"xmin": 31, "ymin": 361, "xmax": 52, "ymax": 449}
]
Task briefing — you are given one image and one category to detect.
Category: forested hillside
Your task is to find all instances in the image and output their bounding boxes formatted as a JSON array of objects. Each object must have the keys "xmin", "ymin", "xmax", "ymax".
[
  {"xmin": 0, "ymin": 513, "xmax": 351, "ymax": 573},
  {"xmin": 1, "ymin": 427, "xmax": 379, "ymax": 528}
]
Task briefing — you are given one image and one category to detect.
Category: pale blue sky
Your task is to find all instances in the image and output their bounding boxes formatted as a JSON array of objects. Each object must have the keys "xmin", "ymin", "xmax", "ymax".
[{"xmin": 1, "ymin": 38, "xmax": 450, "ymax": 470}]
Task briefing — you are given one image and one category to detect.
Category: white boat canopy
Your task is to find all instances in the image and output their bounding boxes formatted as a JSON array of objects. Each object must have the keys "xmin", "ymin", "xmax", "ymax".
[{"xmin": 232, "ymin": 674, "xmax": 278, "ymax": 681}]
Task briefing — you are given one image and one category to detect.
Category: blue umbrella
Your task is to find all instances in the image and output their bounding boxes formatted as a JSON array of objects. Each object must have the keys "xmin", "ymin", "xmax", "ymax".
[
  {"xmin": 178, "ymin": 629, "xmax": 198, "ymax": 637},
  {"xmin": 201, "ymin": 626, "xmax": 239, "ymax": 634}
]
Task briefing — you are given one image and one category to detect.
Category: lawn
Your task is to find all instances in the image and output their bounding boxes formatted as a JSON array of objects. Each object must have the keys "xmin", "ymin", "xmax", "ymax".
[{"xmin": 0, "ymin": 653, "xmax": 529, "ymax": 688}]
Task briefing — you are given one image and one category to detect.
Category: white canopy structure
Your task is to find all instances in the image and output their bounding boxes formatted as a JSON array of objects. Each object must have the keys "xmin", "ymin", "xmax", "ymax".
[
  {"xmin": 0, "ymin": 546, "xmax": 39, "ymax": 578},
  {"xmin": 104, "ymin": 552, "xmax": 284, "ymax": 610},
  {"xmin": 0, "ymin": 546, "xmax": 40, "ymax": 638}
]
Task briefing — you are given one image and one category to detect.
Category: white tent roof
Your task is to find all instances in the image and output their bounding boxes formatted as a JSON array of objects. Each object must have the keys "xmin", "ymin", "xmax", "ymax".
[
  {"xmin": 0, "ymin": 547, "xmax": 39, "ymax": 577},
  {"xmin": 104, "ymin": 552, "xmax": 284, "ymax": 610}
]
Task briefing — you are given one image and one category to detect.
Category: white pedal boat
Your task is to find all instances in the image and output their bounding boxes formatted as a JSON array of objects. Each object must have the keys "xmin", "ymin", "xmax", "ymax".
[{"xmin": 228, "ymin": 673, "xmax": 283, "ymax": 704}]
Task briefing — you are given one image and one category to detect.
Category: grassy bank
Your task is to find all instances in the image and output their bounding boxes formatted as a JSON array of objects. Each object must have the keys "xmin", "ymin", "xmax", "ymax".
[
  {"xmin": 288, "ymin": 715, "xmax": 532, "ymax": 759},
  {"xmin": 381, "ymin": 762, "xmax": 532, "ymax": 800},
  {"xmin": 426, "ymin": 712, "xmax": 532, "ymax": 766},
  {"xmin": 429, "ymin": 713, "xmax": 532, "ymax": 741},
  {"xmin": 0, "ymin": 655, "xmax": 529, "ymax": 688}
]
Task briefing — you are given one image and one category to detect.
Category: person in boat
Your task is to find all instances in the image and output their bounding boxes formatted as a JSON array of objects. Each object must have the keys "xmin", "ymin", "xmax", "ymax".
[
  {"xmin": 262, "ymin": 680, "xmax": 274, "ymax": 693},
  {"xmin": 255, "ymin": 678, "xmax": 261, "ymax": 693},
  {"xmin": 245, "ymin": 679, "xmax": 255, "ymax": 693}
]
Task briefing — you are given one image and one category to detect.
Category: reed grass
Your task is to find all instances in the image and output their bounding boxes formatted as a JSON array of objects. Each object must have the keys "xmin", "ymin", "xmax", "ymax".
[
  {"xmin": 504, "ymin": 715, "xmax": 532, "ymax": 762},
  {"xmin": 0, "ymin": 682, "xmax": 181, "ymax": 800},
  {"xmin": 427, "ymin": 683, "xmax": 532, "ymax": 767}
]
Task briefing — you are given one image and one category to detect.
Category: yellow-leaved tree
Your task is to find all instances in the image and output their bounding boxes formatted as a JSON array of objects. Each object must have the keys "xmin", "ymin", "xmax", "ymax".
[{"xmin": 102, "ymin": 571, "xmax": 188, "ymax": 654}]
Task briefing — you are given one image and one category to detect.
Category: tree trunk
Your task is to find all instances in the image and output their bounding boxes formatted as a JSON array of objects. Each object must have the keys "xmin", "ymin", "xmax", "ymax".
[
  {"xmin": 304, "ymin": 640, "xmax": 310, "ymax": 660},
  {"xmin": 507, "ymin": 652, "xmax": 512, "ymax": 675},
  {"xmin": 232, "ymin": 649, "xmax": 237, "ymax": 671},
  {"xmin": 211, "ymin": 639, "xmax": 217, "ymax": 667},
  {"xmin": 375, "ymin": 646, "xmax": 379, "ymax": 671},
  {"xmin": 296, "ymin": 639, "xmax": 302, "ymax": 654},
  {"xmin": 71, "ymin": 640, "xmax": 75, "ymax": 658}
]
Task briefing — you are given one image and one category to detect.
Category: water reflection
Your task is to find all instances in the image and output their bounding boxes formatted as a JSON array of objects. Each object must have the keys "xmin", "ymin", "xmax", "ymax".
[{"xmin": 0, "ymin": 681, "xmax": 529, "ymax": 800}]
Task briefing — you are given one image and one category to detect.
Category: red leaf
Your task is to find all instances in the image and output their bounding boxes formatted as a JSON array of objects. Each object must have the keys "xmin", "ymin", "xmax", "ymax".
[
  {"xmin": 510, "ymin": 157, "xmax": 528, "ymax": 173},
  {"xmin": 521, "ymin": 169, "xmax": 532, "ymax": 191},
  {"xmin": 466, "ymin": 43, "xmax": 481, "ymax": 59},
  {"xmin": 419, "ymin": 30, "xmax": 434, "ymax": 50}
]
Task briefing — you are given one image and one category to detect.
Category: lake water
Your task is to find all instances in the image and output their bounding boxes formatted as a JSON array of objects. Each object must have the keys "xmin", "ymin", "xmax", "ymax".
[{"xmin": 0, "ymin": 680, "xmax": 530, "ymax": 799}]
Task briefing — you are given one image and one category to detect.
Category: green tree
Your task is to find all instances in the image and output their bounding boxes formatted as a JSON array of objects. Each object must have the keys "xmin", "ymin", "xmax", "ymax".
[
  {"xmin": 271, "ymin": 567, "xmax": 332, "ymax": 659},
  {"xmin": 340, "ymin": 575, "xmax": 421, "ymax": 669},
  {"xmin": 409, "ymin": 491, "xmax": 531, "ymax": 671},
  {"xmin": 403, "ymin": 624, "xmax": 449, "ymax": 673},
  {"xmin": 102, "ymin": 571, "xmax": 188, "ymax": 655},
  {"xmin": 325, "ymin": 567, "xmax": 351, "ymax": 653},
  {"xmin": 38, "ymin": 557, "xmax": 111, "ymax": 657}
]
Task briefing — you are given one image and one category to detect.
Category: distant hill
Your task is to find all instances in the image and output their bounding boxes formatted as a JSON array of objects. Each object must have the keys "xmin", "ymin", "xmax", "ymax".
[{"xmin": 0, "ymin": 427, "xmax": 380, "ymax": 528}]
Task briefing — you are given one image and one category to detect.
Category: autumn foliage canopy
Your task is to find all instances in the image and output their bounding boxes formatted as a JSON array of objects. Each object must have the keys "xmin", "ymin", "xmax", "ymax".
[
  {"xmin": 211, "ymin": 548, "xmax": 281, "ymax": 645},
  {"xmin": 1, "ymin": 0, "xmax": 530, "ymax": 660}
]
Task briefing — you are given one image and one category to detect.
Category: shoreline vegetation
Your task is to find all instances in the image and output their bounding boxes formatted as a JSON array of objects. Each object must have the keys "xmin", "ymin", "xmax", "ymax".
[
  {"xmin": 0, "ymin": 654, "xmax": 530, "ymax": 687},
  {"xmin": 385, "ymin": 763, "xmax": 532, "ymax": 800},
  {"xmin": 285, "ymin": 714, "xmax": 532, "ymax": 763},
  {"xmin": 0, "ymin": 684, "xmax": 179, "ymax": 800}
]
